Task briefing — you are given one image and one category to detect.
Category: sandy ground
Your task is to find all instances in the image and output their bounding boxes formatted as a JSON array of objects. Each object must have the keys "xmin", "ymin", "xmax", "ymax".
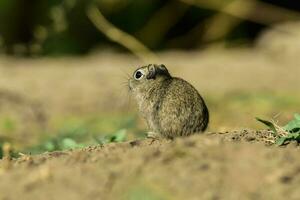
[{"xmin": 0, "ymin": 131, "xmax": 300, "ymax": 200}]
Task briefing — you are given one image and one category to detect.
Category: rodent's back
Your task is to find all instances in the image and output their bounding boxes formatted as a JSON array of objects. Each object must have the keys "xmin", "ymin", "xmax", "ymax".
[{"xmin": 153, "ymin": 77, "xmax": 209, "ymax": 137}]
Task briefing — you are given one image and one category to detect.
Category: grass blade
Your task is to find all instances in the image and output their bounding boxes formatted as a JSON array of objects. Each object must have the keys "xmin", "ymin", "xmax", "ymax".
[{"xmin": 256, "ymin": 117, "xmax": 277, "ymax": 136}]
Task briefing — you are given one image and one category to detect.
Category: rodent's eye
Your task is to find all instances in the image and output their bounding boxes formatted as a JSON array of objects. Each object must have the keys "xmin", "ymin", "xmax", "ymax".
[{"xmin": 134, "ymin": 70, "xmax": 144, "ymax": 80}]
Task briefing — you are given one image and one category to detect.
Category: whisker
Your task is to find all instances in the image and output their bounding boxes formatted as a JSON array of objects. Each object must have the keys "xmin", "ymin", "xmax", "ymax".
[
  {"xmin": 120, "ymin": 82, "xmax": 129, "ymax": 87},
  {"xmin": 124, "ymin": 89, "xmax": 132, "ymax": 114},
  {"xmin": 114, "ymin": 65, "xmax": 137, "ymax": 115}
]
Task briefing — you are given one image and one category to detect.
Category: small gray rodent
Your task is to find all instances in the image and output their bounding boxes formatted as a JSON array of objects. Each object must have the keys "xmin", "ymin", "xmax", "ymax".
[{"xmin": 128, "ymin": 64, "xmax": 209, "ymax": 138}]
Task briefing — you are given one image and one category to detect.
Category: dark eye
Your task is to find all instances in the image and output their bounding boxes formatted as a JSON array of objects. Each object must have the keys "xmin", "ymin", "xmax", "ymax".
[{"xmin": 134, "ymin": 70, "xmax": 144, "ymax": 80}]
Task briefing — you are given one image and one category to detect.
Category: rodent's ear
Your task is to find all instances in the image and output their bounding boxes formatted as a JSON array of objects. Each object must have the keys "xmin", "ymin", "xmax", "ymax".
[
  {"xmin": 157, "ymin": 64, "xmax": 168, "ymax": 73},
  {"xmin": 146, "ymin": 64, "xmax": 156, "ymax": 79},
  {"xmin": 156, "ymin": 64, "xmax": 170, "ymax": 77},
  {"xmin": 146, "ymin": 64, "xmax": 170, "ymax": 79}
]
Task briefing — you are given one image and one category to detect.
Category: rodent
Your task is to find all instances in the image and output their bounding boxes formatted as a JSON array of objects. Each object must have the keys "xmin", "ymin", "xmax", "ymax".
[{"xmin": 128, "ymin": 64, "xmax": 209, "ymax": 138}]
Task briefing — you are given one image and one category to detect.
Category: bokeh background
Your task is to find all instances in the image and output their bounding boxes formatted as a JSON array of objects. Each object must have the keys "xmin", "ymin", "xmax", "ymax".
[{"xmin": 0, "ymin": 0, "xmax": 299, "ymax": 157}]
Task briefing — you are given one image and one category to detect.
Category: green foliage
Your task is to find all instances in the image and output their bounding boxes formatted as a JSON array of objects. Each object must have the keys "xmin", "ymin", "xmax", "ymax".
[
  {"xmin": 26, "ymin": 125, "xmax": 128, "ymax": 154},
  {"xmin": 284, "ymin": 113, "xmax": 300, "ymax": 133},
  {"xmin": 276, "ymin": 132, "xmax": 300, "ymax": 146},
  {"xmin": 94, "ymin": 129, "xmax": 127, "ymax": 145},
  {"xmin": 256, "ymin": 113, "xmax": 300, "ymax": 145},
  {"xmin": 0, "ymin": 114, "xmax": 138, "ymax": 156},
  {"xmin": 28, "ymin": 135, "xmax": 86, "ymax": 154},
  {"xmin": 255, "ymin": 117, "xmax": 277, "ymax": 136}
]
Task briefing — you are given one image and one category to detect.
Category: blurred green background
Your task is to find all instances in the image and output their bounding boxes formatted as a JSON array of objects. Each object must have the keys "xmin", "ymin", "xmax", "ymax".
[
  {"xmin": 1, "ymin": 0, "xmax": 300, "ymax": 56},
  {"xmin": 0, "ymin": 0, "xmax": 300, "ymax": 157}
]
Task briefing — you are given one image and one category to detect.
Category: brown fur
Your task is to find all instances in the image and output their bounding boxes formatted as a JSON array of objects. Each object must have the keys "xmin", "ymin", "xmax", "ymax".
[{"xmin": 129, "ymin": 64, "xmax": 209, "ymax": 138}]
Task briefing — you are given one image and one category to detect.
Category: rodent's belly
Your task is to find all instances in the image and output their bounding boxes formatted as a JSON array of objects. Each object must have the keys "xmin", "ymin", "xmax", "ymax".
[{"xmin": 138, "ymin": 101, "xmax": 160, "ymax": 133}]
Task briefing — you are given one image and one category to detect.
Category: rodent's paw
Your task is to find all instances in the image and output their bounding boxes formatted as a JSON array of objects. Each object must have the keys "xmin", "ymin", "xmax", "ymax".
[{"xmin": 146, "ymin": 131, "xmax": 160, "ymax": 139}]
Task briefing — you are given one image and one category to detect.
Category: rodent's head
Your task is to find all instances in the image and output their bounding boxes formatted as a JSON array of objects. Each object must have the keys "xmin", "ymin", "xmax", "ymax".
[{"xmin": 128, "ymin": 64, "xmax": 171, "ymax": 92}]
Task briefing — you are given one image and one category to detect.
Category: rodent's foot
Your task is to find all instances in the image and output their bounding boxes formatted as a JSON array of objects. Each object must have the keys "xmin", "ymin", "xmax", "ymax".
[
  {"xmin": 146, "ymin": 132, "xmax": 160, "ymax": 145},
  {"xmin": 146, "ymin": 131, "xmax": 160, "ymax": 139}
]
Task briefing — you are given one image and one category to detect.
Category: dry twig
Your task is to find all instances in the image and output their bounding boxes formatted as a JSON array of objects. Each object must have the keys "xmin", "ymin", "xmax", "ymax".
[
  {"xmin": 180, "ymin": 0, "xmax": 300, "ymax": 25},
  {"xmin": 86, "ymin": 5, "xmax": 158, "ymax": 63}
]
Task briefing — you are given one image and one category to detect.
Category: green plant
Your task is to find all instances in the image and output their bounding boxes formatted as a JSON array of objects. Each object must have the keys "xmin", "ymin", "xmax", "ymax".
[
  {"xmin": 256, "ymin": 113, "xmax": 300, "ymax": 145},
  {"xmin": 25, "ymin": 129, "xmax": 127, "ymax": 155},
  {"xmin": 94, "ymin": 129, "xmax": 127, "ymax": 145}
]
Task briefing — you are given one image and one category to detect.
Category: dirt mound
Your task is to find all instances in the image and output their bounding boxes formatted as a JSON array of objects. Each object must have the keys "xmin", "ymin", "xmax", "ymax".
[{"xmin": 0, "ymin": 130, "xmax": 299, "ymax": 200}]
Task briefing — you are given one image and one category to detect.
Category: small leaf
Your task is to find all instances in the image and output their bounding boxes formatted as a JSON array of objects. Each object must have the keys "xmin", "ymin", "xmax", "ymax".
[
  {"xmin": 286, "ymin": 132, "xmax": 300, "ymax": 140},
  {"xmin": 61, "ymin": 138, "xmax": 84, "ymax": 149},
  {"xmin": 283, "ymin": 113, "xmax": 300, "ymax": 132},
  {"xmin": 93, "ymin": 135, "xmax": 108, "ymax": 145},
  {"xmin": 44, "ymin": 141, "xmax": 55, "ymax": 151},
  {"xmin": 276, "ymin": 137, "xmax": 287, "ymax": 146},
  {"xmin": 256, "ymin": 117, "xmax": 277, "ymax": 135},
  {"xmin": 276, "ymin": 132, "xmax": 300, "ymax": 146},
  {"xmin": 110, "ymin": 129, "xmax": 127, "ymax": 142}
]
